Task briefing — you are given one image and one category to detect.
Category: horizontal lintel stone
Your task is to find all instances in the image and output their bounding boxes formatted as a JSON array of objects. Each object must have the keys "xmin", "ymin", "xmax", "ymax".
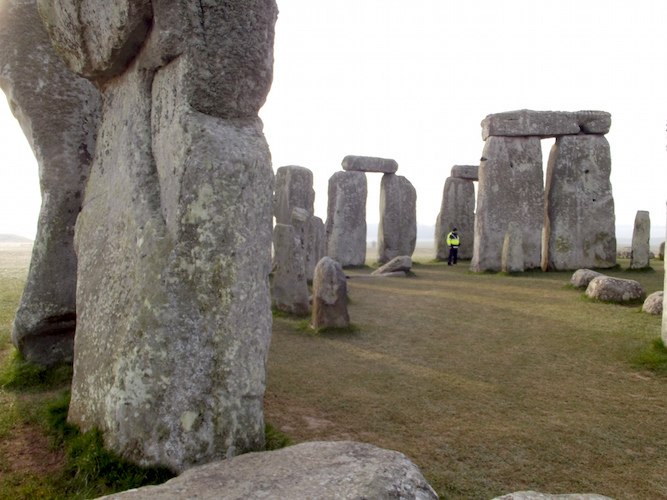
[
  {"xmin": 342, "ymin": 155, "xmax": 398, "ymax": 173},
  {"xmin": 450, "ymin": 165, "xmax": 478, "ymax": 181},
  {"xmin": 481, "ymin": 109, "xmax": 611, "ymax": 140}
]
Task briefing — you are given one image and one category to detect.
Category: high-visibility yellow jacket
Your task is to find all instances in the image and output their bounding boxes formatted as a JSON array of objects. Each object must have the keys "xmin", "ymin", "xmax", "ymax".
[{"xmin": 446, "ymin": 231, "xmax": 460, "ymax": 247}]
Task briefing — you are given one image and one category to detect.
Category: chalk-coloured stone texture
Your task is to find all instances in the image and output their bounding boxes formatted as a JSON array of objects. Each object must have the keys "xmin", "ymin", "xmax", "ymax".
[
  {"xmin": 570, "ymin": 269, "xmax": 604, "ymax": 289},
  {"xmin": 643, "ymin": 291, "xmax": 663, "ymax": 315},
  {"xmin": 272, "ymin": 224, "xmax": 309, "ymax": 315},
  {"xmin": 435, "ymin": 177, "xmax": 475, "ymax": 261},
  {"xmin": 630, "ymin": 210, "xmax": 650, "ymax": 269},
  {"xmin": 326, "ymin": 171, "xmax": 367, "ymax": 267},
  {"xmin": 471, "ymin": 136, "xmax": 544, "ymax": 272},
  {"xmin": 0, "ymin": 0, "xmax": 101, "ymax": 366},
  {"xmin": 372, "ymin": 256, "xmax": 412, "ymax": 275},
  {"xmin": 312, "ymin": 257, "xmax": 349, "ymax": 329},
  {"xmin": 481, "ymin": 109, "xmax": 611, "ymax": 140},
  {"xmin": 273, "ymin": 165, "xmax": 315, "ymax": 224},
  {"xmin": 585, "ymin": 276, "xmax": 646, "ymax": 302},
  {"xmin": 502, "ymin": 222, "xmax": 524, "ymax": 273},
  {"xmin": 342, "ymin": 155, "xmax": 398, "ymax": 173},
  {"xmin": 542, "ymin": 135, "xmax": 616, "ymax": 271},
  {"xmin": 378, "ymin": 174, "xmax": 417, "ymax": 264}
]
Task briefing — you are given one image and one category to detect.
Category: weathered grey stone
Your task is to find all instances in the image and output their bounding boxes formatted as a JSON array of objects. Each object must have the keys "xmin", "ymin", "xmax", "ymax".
[
  {"xmin": 617, "ymin": 247, "xmax": 633, "ymax": 259},
  {"xmin": 94, "ymin": 441, "xmax": 438, "ymax": 500},
  {"xmin": 272, "ymin": 224, "xmax": 309, "ymax": 315},
  {"xmin": 481, "ymin": 109, "xmax": 611, "ymax": 140},
  {"xmin": 450, "ymin": 164, "xmax": 479, "ymax": 181},
  {"xmin": 312, "ymin": 257, "xmax": 349, "ymax": 329},
  {"xmin": 326, "ymin": 171, "xmax": 367, "ymax": 267},
  {"xmin": 585, "ymin": 276, "xmax": 646, "ymax": 302},
  {"xmin": 658, "ymin": 241, "xmax": 665, "ymax": 260},
  {"xmin": 0, "ymin": 0, "xmax": 101, "ymax": 366},
  {"xmin": 291, "ymin": 208, "xmax": 325, "ymax": 282},
  {"xmin": 541, "ymin": 135, "xmax": 616, "ymax": 271},
  {"xmin": 378, "ymin": 174, "xmax": 417, "ymax": 264},
  {"xmin": 490, "ymin": 492, "xmax": 615, "ymax": 500},
  {"xmin": 348, "ymin": 271, "xmax": 407, "ymax": 279},
  {"xmin": 630, "ymin": 210, "xmax": 650, "ymax": 269},
  {"xmin": 570, "ymin": 269, "xmax": 604, "ymax": 289},
  {"xmin": 471, "ymin": 136, "xmax": 544, "ymax": 272},
  {"xmin": 273, "ymin": 166, "xmax": 315, "ymax": 225},
  {"xmin": 642, "ymin": 291, "xmax": 663, "ymax": 315},
  {"xmin": 502, "ymin": 222, "xmax": 524, "ymax": 273},
  {"xmin": 435, "ymin": 177, "xmax": 475, "ymax": 261},
  {"xmin": 40, "ymin": 0, "xmax": 279, "ymax": 472},
  {"xmin": 372, "ymin": 256, "xmax": 412, "ymax": 275},
  {"xmin": 342, "ymin": 155, "xmax": 398, "ymax": 173}
]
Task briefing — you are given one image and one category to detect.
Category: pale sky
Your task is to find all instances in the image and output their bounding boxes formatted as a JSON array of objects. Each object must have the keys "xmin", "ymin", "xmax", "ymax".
[{"xmin": 1, "ymin": 0, "xmax": 666, "ymax": 240}]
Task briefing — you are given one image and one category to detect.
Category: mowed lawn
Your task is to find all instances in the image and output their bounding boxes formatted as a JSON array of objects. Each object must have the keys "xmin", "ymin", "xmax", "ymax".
[{"xmin": 264, "ymin": 258, "xmax": 667, "ymax": 500}]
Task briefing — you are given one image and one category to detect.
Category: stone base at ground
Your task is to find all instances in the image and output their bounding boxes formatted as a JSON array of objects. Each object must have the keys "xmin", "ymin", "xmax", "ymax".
[{"xmin": 372, "ymin": 255, "xmax": 412, "ymax": 275}]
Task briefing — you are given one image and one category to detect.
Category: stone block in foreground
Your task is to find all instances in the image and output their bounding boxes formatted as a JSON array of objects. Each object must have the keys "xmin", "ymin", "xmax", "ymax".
[
  {"xmin": 643, "ymin": 291, "xmax": 663, "ymax": 315},
  {"xmin": 312, "ymin": 257, "xmax": 349, "ymax": 329},
  {"xmin": 342, "ymin": 155, "xmax": 398, "ymax": 173},
  {"xmin": 570, "ymin": 269, "xmax": 604, "ymax": 289},
  {"xmin": 585, "ymin": 276, "xmax": 646, "ymax": 302},
  {"xmin": 94, "ymin": 441, "xmax": 438, "ymax": 499},
  {"xmin": 481, "ymin": 109, "xmax": 611, "ymax": 140}
]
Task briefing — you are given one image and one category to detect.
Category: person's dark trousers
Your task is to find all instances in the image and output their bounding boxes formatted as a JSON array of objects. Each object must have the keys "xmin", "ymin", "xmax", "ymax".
[{"xmin": 448, "ymin": 247, "xmax": 458, "ymax": 265}]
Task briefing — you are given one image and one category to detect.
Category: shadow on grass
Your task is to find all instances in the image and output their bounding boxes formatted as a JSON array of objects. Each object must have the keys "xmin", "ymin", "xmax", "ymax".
[
  {"xmin": 0, "ymin": 350, "xmax": 72, "ymax": 393},
  {"xmin": 631, "ymin": 338, "xmax": 667, "ymax": 375}
]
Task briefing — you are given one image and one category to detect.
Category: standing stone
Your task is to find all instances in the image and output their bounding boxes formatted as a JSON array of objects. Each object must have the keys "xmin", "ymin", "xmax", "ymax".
[
  {"xmin": 290, "ymin": 208, "xmax": 325, "ymax": 282},
  {"xmin": 658, "ymin": 242, "xmax": 665, "ymax": 261},
  {"xmin": 326, "ymin": 171, "xmax": 367, "ymax": 267},
  {"xmin": 272, "ymin": 224, "xmax": 309, "ymax": 315},
  {"xmin": 342, "ymin": 155, "xmax": 398, "ymax": 173},
  {"xmin": 542, "ymin": 135, "xmax": 616, "ymax": 271},
  {"xmin": 38, "ymin": 0, "xmax": 278, "ymax": 472},
  {"xmin": 0, "ymin": 0, "xmax": 101, "ymax": 366},
  {"xmin": 471, "ymin": 136, "xmax": 544, "ymax": 272},
  {"xmin": 630, "ymin": 210, "xmax": 650, "ymax": 269},
  {"xmin": 502, "ymin": 222, "xmax": 524, "ymax": 273},
  {"xmin": 312, "ymin": 257, "xmax": 349, "ymax": 329},
  {"xmin": 435, "ymin": 177, "xmax": 475, "ymax": 261},
  {"xmin": 378, "ymin": 174, "xmax": 417, "ymax": 264},
  {"xmin": 273, "ymin": 165, "xmax": 315, "ymax": 225}
]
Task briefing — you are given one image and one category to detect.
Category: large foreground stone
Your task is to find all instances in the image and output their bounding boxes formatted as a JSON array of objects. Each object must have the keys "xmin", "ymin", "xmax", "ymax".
[
  {"xmin": 0, "ymin": 0, "xmax": 101, "ymax": 366},
  {"xmin": 272, "ymin": 224, "xmax": 309, "ymax": 315},
  {"xmin": 585, "ymin": 276, "xmax": 646, "ymax": 302},
  {"xmin": 273, "ymin": 165, "xmax": 315, "ymax": 224},
  {"xmin": 435, "ymin": 177, "xmax": 475, "ymax": 260},
  {"xmin": 630, "ymin": 210, "xmax": 650, "ymax": 269},
  {"xmin": 95, "ymin": 441, "xmax": 438, "ymax": 499},
  {"xmin": 491, "ymin": 492, "xmax": 615, "ymax": 500},
  {"xmin": 378, "ymin": 174, "xmax": 417, "ymax": 263},
  {"xmin": 542, "ymin": 135, "xmax": 616, "ymax": 271},
  {"xmin": 342, "ymin": 154, "xmax": 398, "ymax": 173},
  {"xmin": 312, "ymin": 257, "xmax": 349, "ymax": 329},
  {"xmin": 481, "ymin": 109, "xmax": 611, "ymax": 140},
  {"xmin": 642, "ymin": 291, "xmax": 663, "ymax": 315},
  {"xmin": 471, "ymin": 136, "xmax": 544, "ymax": 272},
  {"xmin": 570, "ymin": 269, "xmax": 604, "ymax": 289},
  {"xmin": 326, "ymin": 171, "xmax": 367, "ymax": 267},
  {"xmin": 39, "ymin": 0, "xmax": 279, "ymax": 472}
]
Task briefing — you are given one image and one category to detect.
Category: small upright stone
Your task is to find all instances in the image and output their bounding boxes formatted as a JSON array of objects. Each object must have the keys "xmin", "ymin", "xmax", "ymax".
[
  {"xmin": 272, "ymin": 224, "xmax": 309, "ymax": 315},
  {"xmin": 274, "ymin": 166, "xmax": 315, "ymax": 225},
  {"xmin": 502, "ymin": 222, "xmax": 524, "ymax": 273},
  {"xmin": 450, "ymin": 165, "xmax": 479, "ymax": 181},
  {"xmin": 326, "ymin": 171, "xmax": 367, "ymax": 267},
  {"xmin": 658, "ymin": 242, "xmax": 665, "ymax": 261},
  {"xmin": 342, "ymin": 155, "xmax": 398, "ymax": 174},
  {"xmin": 378, "ymin": 174, "xmax": 417, "ymax": 264},
  {"xmin": 312, "ymin": 257, "xmax": 349, "ymax": 329},
  {"xmin": 630, "ymin": 210, "xmax": 651, "ymax": 269}
]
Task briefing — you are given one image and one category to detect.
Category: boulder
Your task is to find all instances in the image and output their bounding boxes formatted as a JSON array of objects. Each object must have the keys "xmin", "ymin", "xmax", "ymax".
[
  {"xmin": 272, "ymin": 224, "xmax": 309, "ymax": 315},
  {"xmin": 348, "ymin": 271, "xmax": 407, "ymax": 279},
  {"xmin": 40, "ymin": 0, "xmax": 279, "ymax": 472},
  {"xmin": 372, "ymin": 256, "xmax": 412, "ymax": 275},
  {"xmin": 273, "ymin": 165, "xmax": 315, "ymax": 225},
  {"xmin": 291, "ymin": 208, "xmax": 325, "ymax": 282},
  {"xmin": 0, "ymin": 0, "xmax": 101, "ymax": 366},
  {"xmin": 542, "ymin": 135, "xmax": 616, "ymax": 271},
  {"xmin": 502, "ymin": 222, "xmax": 524, "ymax": 273},
  {"xmin": 490, "ymin": 492, "xmax": 615, "ymax": 500},
  {"xmin": 585, "ymin": 276, "xmax": 646, "ymax": 302},
  {"xmin": 94, "ymin": 441, "xmax": 438, "ymax": 500},
  {"xmin": 450, "ymin": 164, "xmax": 479, "ymax": 181},
  {"xmin": 312, "ymin": 257, "xmax": 349, "ymax": 329},
  {"xmin": 570, "ymin": 269, "xmax": 604, "ymax": 289},
  {"xmin": 642, "ymin": 291, "xmax": 663, "ymax": 315},
  {"xmin": 617, "ymin": 247, "xmax": 633, "ymax": 259},
  {"xmin": 435, "ymin": 177, "xmax": 475, "ymax": 261},
  {"xmin": 378, "ymin": 174, "xmax": 417, "ymax": 264},
  {"xmin": 481, "ymin": 109, "xmax": 611, "ymax": 140},
  {"xmin": 471, "ymin": 136, "xmax": 544, "ymax": 272},
  {"xmin": 630, "ymin": 210, "xmax": 650, "ymax": 269},
  {"xmin": 326, "ymin": 171, "xmax": 367, "ymax": 267},
  {"xmin": 342, "ymin": 155, "xmax": 398, "ymax": 173}
]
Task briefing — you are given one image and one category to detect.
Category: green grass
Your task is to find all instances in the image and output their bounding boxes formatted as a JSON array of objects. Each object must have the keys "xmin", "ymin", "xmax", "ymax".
[{"xmin": 631, "ymin": 338, "xmax": 667, "ymax": 374}]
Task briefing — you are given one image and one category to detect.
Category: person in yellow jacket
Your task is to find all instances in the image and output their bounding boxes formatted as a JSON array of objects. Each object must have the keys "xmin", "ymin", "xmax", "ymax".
[{"xmin": 446, "ymin": 228, "xmax": 459, "ymax": 266}]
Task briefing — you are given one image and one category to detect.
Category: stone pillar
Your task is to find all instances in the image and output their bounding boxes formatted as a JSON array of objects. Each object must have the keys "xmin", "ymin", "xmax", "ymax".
[
  {"xmin": 38, "ymin": 0, "xmax": 279, "ymax": 472},
  {"xmin": 273, "ymin": 165, "xmax": 315, "ymax": 225},
  {"xmin": 662, "ymin": 203, "xmax": 667, "ymax": 347},
  {"xmin": 272, "ymin": 224, "xmax": 309, "ymax": 315},
  {"xmin": 542, "ymin": 135, "xmax": 616, "ymax": 271},
  {"xmin": 631, "ymin": 210, "xmax": 650, "ymax": 269},
  {"xmin": 502, "ymin": 222, "xmax": 524, "ymax": 273},
  {"xmin": 378, "ymin": 174, "xmax": 417, "ymax": 264},
  {"xmin": 471, "ymin": 136, "xmax": 544, "ymax": 272},
  {"xmin": 0, "ymin": 0, "xmax": 101, "ymax": 366},
  {"xmin": 435, "ymin": 177, "xmax": 475, "ymax": 261},
  {"xmin": 326, "ymin": 171, "xmax": 367, "ymax": 267},
  {"xmin": 312, "ymin": 257, "xmax": 349, "ymax": 329},
  {"xmin": 291, "ymin": 207, "xmax": 326, "ymax": 282}
]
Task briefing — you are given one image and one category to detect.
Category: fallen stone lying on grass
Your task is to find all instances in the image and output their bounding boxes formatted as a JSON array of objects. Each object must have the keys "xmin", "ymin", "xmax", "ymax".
[
  {"xmin": 93, "ymin": 441, "xmax": 438, "ymax": 500},
  {"xmin": 642, "ymin": 291, "xmax": 663, "ymax": 315},
  {"xmin": 348, "ymin": 271, "xmax": 407, "ymax": 279},
  {"xmin": 570, "ymin": 269, "xmax": 604, "ymax": 289},
  {"xmin": 490, "ymin": 491, "xmax": 615, "ymax": 500},
  {"xmin": 371, "ymin": 255, "xmax": 413, "ymax": 275},
  {"xmin": 585, "ymin": 276, "xmax": 646, "ymax": 302}
]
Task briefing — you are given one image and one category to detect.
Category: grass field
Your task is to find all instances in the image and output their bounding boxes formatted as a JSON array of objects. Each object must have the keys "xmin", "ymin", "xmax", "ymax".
[{"xmin": 2, "ymin": 242, "xmax": 667, "ymax": 499}]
